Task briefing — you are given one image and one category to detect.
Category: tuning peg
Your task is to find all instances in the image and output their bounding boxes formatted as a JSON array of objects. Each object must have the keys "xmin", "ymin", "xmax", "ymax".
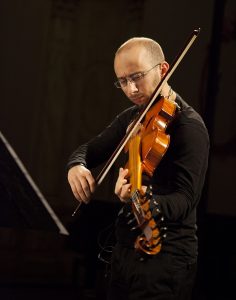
[
  {"xmin": 131, "ymin": 225, "xmax": 139, "ymax": 231},
  {"xmin": 160, "ymin": 227, "xmax": 167, "ymax": 239},
  {"xmin": 127, "ymin": 217, "xmax": 136, "ymax": 225},
  {"xmin": 145, "ymin": 185, "xmax": 153, "ymax": 199},
  {"xmin": 126, "ymin": 211, "xmax": 132, "ymax": 218},
  {"xmin": 162, "ymin": 233, "xmax": 167, "ymax": 239}
]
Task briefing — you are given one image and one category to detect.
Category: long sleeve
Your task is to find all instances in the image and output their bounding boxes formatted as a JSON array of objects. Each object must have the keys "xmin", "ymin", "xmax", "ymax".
[
  {"xmin": 67, "ymin": 105, "xmax": 139, "ymax": 170},
  {"xmin": 153, "ymin": 113, "xmax": 209, "ymax": 222}
]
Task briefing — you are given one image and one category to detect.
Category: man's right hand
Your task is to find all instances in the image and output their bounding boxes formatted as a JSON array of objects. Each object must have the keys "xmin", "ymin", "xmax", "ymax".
[{"xmin": 67, "ymin": 164, "xmax": 96, "ymax": 204}]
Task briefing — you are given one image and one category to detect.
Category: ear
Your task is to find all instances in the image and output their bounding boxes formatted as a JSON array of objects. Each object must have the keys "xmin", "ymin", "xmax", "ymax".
[{"xmin": 160, "ymin": 61, "xmax": 169, "ymax": 78}]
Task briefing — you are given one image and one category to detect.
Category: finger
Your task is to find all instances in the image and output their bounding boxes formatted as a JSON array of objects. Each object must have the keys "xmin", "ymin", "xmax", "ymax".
[
  {"xmin": 68, "ymin": 165, "xmax": 94, "ymax": 203},
  {"xmin": 115, "ymin": 177, "xmax": 128, "ymax": 195},
  {"xmin": 70, "ymin": 180, "xmax": 80, "ymax": 201},
  {"xmin": 141, "ymin": 185, "xmax": 147, "ymax": 194},
  {"xmin": 83, "ymin": 170, "xmax": 96, "ymax": 193},
  {"xmin": 118, "ymin": 169, "xmax": 129, "ymax": 186},
  {"xmin": 115, "ymin": 185, "xmax": 122, "ymax": 196},
  {"xmin": 76, "ymin": 165, "xmax": 95, "ymax": 194},
  {"xmin": 115, "ymin": 168, "xmax": 125, "ymax": 194},
  {"xmin": 76, "ymin": 176, "xmax": 92, "ymax": 202},
  {"xmin": 119, "ymin": 183, "xmax": 131, "ymax": 202},
  {"xmin": 121, "ymin": 183, "xmax": 131, "ymax": 196},
  {"xmin": 119, "ymin": 167, "xmax": 124, "ymax": 174},
  {"xmin": 69, "ymin": 170, "xmax": 90, "ymax": 203},
  {"xmin": 121, "ymin": 168, "xmax": 129, "ymax": 178},
  {"xmin": 73, "ymin": 179, "xmax": 89, "ymax": 203},
  {"xmin": 70, "ymin": 180, "xmax": 88, "ymax": 206},
  {"xmin": 119, "ymin": 167, "xmax": 129, "ymax": 179},
  {"xmin": 115, "ymin": 179, "xmax": 123, "ymax": 195}
]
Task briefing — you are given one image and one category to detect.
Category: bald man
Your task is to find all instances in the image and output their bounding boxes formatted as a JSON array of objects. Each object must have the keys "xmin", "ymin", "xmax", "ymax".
[{"xmin": 67, "ymin": 37, "xmax": 209, "ymax": 300}]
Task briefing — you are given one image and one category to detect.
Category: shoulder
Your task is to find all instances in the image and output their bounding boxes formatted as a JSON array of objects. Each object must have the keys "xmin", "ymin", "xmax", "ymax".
[
  {"xmin": 114, "ymin": 105, "xmax": 140, "ymax": 128},
  {"xmin": 175, "ymin": 94, "xmax": 208, "ymax": 130},
  {"xmin": 116, "ymin": 105, "xmax": 140, "ymax": 119},
  {"xmin": 170, "ymin": 94, "xmax": 209, "ymax": 145}
]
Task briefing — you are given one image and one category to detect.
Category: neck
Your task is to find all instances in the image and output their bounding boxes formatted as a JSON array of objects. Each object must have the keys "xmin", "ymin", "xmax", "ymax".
[{"xmin": 160, "ymin": 84, "xmax": 176, "ymax": 102}]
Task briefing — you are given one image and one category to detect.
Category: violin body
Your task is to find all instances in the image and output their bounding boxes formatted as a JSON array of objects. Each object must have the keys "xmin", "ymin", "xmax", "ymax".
[
  {"xmin": 141, "ymin": 97, "xmax": 177, "ymax": 177},
  {"xmin": 127, "ymin": 97, "xmax": 178, "ymax": 255}
]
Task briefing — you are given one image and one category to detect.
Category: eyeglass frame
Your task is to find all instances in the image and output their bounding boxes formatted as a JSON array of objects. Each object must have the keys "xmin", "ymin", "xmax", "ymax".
[{"xmin": 114, "ymin": 63, "xmax": 161, "ymax": 89}]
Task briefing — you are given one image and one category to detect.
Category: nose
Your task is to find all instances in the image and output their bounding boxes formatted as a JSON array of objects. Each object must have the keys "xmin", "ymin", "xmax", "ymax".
[{"xmin": 127, "ymin": 80, "xmax": 138, "ymax": 93}]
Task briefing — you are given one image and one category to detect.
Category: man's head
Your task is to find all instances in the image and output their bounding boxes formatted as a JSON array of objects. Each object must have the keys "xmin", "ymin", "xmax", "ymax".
[{"xmin": 114, "ymin": 37, "xmax": 169, "ymax": 106}]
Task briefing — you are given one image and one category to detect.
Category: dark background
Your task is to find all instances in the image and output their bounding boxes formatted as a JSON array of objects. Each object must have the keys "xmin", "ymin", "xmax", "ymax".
[{"xmin": 0, "ymin": 0, "xmax": 235, "ymax": 299}]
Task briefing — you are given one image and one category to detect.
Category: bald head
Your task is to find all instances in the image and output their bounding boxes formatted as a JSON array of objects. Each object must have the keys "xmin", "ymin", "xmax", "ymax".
[{"xmin": 115, "ymin": 37, "xmax": 165, "ymax": 66}]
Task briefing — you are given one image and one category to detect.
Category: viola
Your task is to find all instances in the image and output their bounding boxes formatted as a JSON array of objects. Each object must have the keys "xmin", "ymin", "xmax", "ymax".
[{"xmin": 126, "ymin": 96, "xmax": 178, "ymax": 254}]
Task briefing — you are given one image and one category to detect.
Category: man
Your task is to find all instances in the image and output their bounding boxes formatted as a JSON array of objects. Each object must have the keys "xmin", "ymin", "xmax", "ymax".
[{"xmin": 67, "ymin": 37, "xmax": 209, "ymax": 300}]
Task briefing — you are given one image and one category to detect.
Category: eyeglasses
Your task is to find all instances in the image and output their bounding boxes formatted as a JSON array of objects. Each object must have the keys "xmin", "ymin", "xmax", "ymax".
[{"xmin": 114, "ymin": 63, "xmax": 161, "ymax": 88}]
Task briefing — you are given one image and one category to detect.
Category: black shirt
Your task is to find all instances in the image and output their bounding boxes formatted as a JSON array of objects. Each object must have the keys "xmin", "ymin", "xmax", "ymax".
[{"xmin": 67, "ymin": 94, "xmax": 209, "ymax": 260}]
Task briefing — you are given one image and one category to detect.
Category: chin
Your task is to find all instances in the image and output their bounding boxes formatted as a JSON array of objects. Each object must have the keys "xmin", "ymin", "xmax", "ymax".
[{"xmin": 131, "ymin": 97, "xmax": 147, "ymax": 106}]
